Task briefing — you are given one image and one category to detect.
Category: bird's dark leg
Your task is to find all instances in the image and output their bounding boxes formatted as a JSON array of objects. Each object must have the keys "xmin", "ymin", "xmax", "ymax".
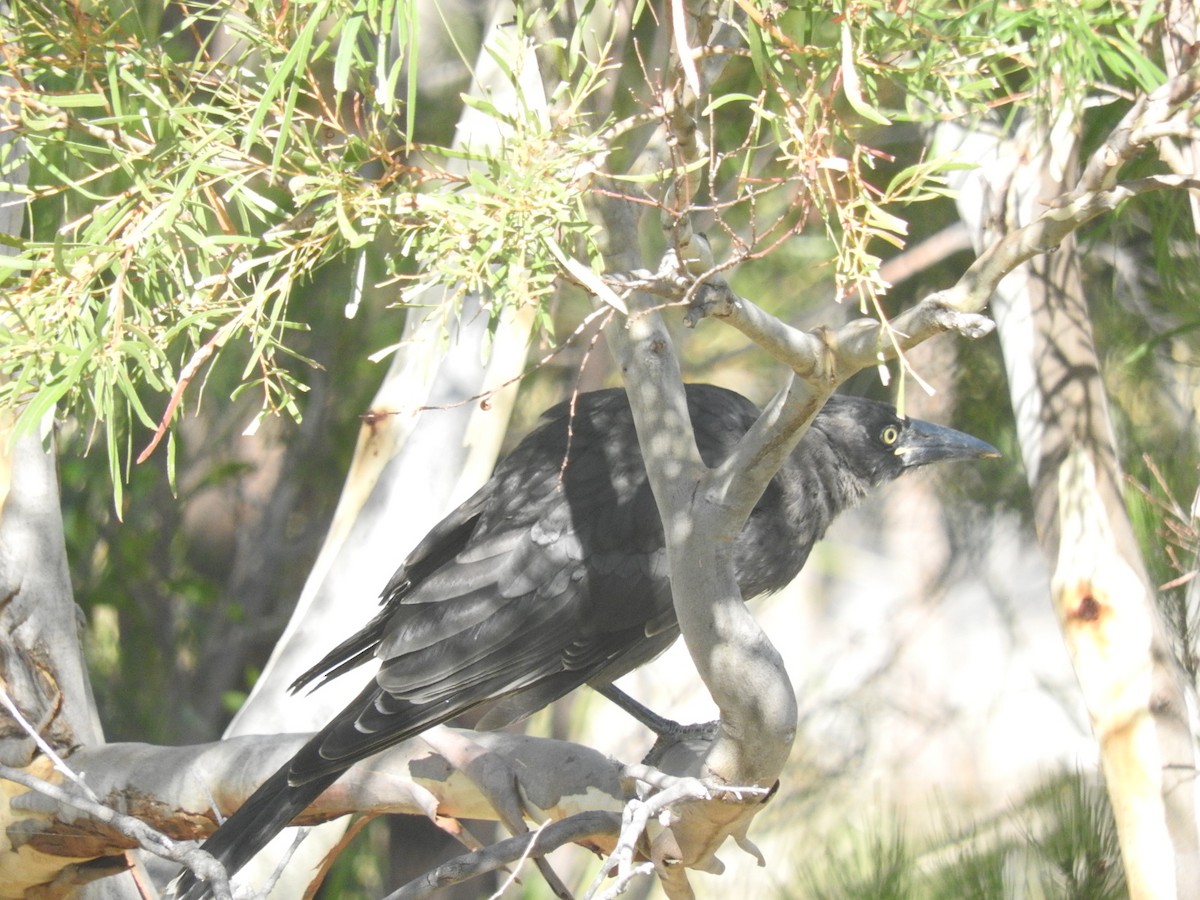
[
  {"xmin": 595, "ymin": 684, "xmax": 686, "ymax": 735},
  {"xmin": 595, "ymin": 684, "xmax": 717, "ymax": 740},
  {"xmin": 596, "ymin": 685, "xmax": 720, "ymax": 772}
]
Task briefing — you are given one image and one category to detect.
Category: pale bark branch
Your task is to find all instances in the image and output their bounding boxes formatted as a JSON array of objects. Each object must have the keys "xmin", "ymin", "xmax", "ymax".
[
  {"xmin": 210, "ymin": 6, "xmax": 539, "ymax": 893},
  {"xmin": 3, "ymin": 729, "xmax": 626, "ymax": 851},
  {"xmin": 583, "ymin": 11, "xmax": 801, "ymax": 898},
  {"xmin": 0, "ymin": 422, "xmax": 144, "ymax": 897},
  {"xmin": 1077, "ymin": 62, "xmax": 1200, "ymax": 194},
  {"xmin": 1160, "ymin": 0, "xmax": 1200, "ymax": 232}
]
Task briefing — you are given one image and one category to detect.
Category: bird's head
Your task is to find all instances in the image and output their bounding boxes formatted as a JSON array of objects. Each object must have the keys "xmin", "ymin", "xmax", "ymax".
[{"xmin": 813, "ymin": 395, "xmax": 1000, "ymax": 489}]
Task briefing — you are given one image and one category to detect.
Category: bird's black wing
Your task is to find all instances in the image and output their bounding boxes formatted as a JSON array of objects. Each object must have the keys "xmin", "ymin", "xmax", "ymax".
[
  {"xmin": 288, "ymin": 489, "xmax": 491, "ymax": 695},
  {"xmin": 289, "ymin": 387, "xmax": 690, "ymax": 782},
  {"xmin": 293, "ymin": 384, "xmax": 766, "ymax": 706},
  {"xmin": 176, "ymin": 386, "xmax": 765, "ymax": 898}
]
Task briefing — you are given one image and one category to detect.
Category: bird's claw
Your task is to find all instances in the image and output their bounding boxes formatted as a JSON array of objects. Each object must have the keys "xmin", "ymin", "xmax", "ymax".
[{"xmin": 641, "ymin": 720, "xmax": 719, "ymax": 769}]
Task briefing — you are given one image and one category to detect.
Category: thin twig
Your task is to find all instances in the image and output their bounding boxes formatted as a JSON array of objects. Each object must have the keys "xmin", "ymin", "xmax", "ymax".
[
  {"xmin": 488, "ymin": 817, "xmax": 551, "ymax": 900},
  {"xmin": 0, "ymin": 686, "xmax": 98, "ymax": 801},
  {"xmin": 137, "ymin": 317, "xmax": 240, "ymax": 464}
]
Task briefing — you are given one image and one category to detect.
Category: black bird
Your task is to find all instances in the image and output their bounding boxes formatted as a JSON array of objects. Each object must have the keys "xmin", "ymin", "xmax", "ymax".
[{"xmin": 175, "ymin": 384, "xmax": 996, "ymax": 897}]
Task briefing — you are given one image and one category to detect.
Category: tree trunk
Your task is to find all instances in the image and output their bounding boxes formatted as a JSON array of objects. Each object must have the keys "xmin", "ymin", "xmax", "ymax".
[
  {"xmin": 209, "ymin": 4, "xmax": 541, "ymax": 894},
  {"xmin": 950, "ymin": 114, "xmax": 1200, "ymax": 898},
  {"xmin": 0, "ymin": 28, "xmax": 145, "ymax": 895}
]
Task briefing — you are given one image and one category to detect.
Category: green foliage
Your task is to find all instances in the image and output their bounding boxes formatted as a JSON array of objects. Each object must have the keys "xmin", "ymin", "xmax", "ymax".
[
  {"xmin": 885, "ymin": 0, "xmax": 1164, "ymax": 119},
  {"xmin": 0, "ymin": 0, "xmax": 598, "ymax": 500},
  {"xmin": 646, "ymin": 0, "xmax": 1173, "ymax": 382},
  {"xmin": 5, "ymin": 0, "xmax": 364, "ymax": 498},
  {"xmin": 791, "ymin": 773, "xmax": 1124, "ymax": 900},
  {"xmin": 58, "ymin": 249, "xmax": 382, "ymax": 743},
  {"xmin": 795, "ymin": 819, "xmax": 914, "ymax": 900},
  {"xmin": 1024, "ymin": 774, "xmax": 1126, "ymax": 899},
  {"xmin": 7, "ymin": 2, "xmax": 1196, "ymax": 895},
  {"xmin": 384, "ymin": 113, "xmax": 606, "ymax": 335},
  {"xmin": 0, "ymin": 0, "xmax": 1181, "ymax": 506}
]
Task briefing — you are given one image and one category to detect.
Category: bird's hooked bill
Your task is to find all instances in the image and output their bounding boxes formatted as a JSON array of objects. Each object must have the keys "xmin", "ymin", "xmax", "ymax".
[{"xmin": 894, "ymin": 418, "xmax": 1001, "ymax": 468}]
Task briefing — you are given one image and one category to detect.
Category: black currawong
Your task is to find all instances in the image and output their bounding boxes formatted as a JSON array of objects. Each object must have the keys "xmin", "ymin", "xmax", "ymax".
[{"xmin": 173, "ymin": 383, "xmax": 997, "ymax": 898}]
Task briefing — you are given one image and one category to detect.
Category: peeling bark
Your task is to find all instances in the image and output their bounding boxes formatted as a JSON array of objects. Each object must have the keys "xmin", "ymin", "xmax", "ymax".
[
  {"xmin": 0, "ymin": 730, "xmax": 626, "ymax": 896},
  {"xmin": 0, "ymin": 429, "xmax": 146, "ymax": 898},
  {"xmin": 1054, "ymin": 448, "xmax": 1190, "ymax": 898}
]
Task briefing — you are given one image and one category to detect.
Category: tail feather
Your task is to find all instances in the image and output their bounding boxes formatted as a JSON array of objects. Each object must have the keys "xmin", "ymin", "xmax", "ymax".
[
  {"xmin": 172, "ymin": 761, "xmax": 343, "ymax": 900},
  {"xmin": 170, "ymin": 678, "xmax": 481, "ymax": 898}
]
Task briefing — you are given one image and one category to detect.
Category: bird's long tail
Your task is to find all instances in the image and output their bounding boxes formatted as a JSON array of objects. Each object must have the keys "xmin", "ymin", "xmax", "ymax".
[{"xmin": 171, "ymin": 759, "xmax": 343, "ymax": 900}]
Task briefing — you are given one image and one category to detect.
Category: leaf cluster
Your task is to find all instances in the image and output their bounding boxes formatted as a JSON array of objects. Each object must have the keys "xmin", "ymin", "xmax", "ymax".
[
  {"xmin": 0, "ymin": 0, "xmax": 603, "ymax": 498},
  {"xmin": 0, "ymin": 0, "xmax": 1183, "ymax": 505},
  {"xmin": 727, "ymin": 1, "xmax": 1165, "ymax": 306}
]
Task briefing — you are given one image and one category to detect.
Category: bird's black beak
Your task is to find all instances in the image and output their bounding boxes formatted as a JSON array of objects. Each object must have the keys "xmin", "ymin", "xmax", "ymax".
[{"xmin": 895, "ymin": 418, "xmax": 1000, "ymax": 469}]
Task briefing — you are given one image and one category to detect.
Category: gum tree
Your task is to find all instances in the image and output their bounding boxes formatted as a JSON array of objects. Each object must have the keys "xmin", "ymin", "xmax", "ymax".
[{"xmin": 1, "ymin": 1, "xmax": 1197, "ymax": 897}]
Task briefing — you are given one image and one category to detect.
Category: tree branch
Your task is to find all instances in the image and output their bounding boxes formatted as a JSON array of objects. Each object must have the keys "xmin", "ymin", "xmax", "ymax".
[
  {"xmin": 1077, "ymin": 62, "xmax": 1200, "ymax": 193},
  {"xmin": 1, "ymin": 727, "xmax": 631, "ymax": 895}
]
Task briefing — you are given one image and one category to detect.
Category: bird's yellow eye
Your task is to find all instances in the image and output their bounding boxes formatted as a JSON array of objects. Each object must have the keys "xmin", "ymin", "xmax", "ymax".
[{"xmin": 880, "ymin": 424, "xmax": 900, "ymax": 446}]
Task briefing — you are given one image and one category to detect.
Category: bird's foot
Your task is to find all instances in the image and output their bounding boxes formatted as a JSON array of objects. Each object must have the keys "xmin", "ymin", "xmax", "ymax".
[
  {"xmin": 641, "ymin": 720, "xmax": 719, "ymax": 770},
  {"xmin": 594, "ymin": 684, "xmax": 721, "ymax": 771},
  {"xmin": 596, "ymin": 764, "xmax": 774, "ymax": 897}
]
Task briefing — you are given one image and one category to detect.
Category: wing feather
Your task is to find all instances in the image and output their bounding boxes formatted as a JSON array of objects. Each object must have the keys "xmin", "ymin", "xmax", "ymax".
[{"xmin": 296, "ymin": 387, "xmax": 766, "ymax": 777}]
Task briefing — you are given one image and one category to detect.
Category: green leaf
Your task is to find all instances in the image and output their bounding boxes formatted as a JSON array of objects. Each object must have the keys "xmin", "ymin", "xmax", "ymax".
[
  {"xmin": 333, "ymin": 13, "xmax": 364, "ymax": 94},
  {"xmin": 46, "ymin": 91, "xmax": 108, "ymax": 109}
]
